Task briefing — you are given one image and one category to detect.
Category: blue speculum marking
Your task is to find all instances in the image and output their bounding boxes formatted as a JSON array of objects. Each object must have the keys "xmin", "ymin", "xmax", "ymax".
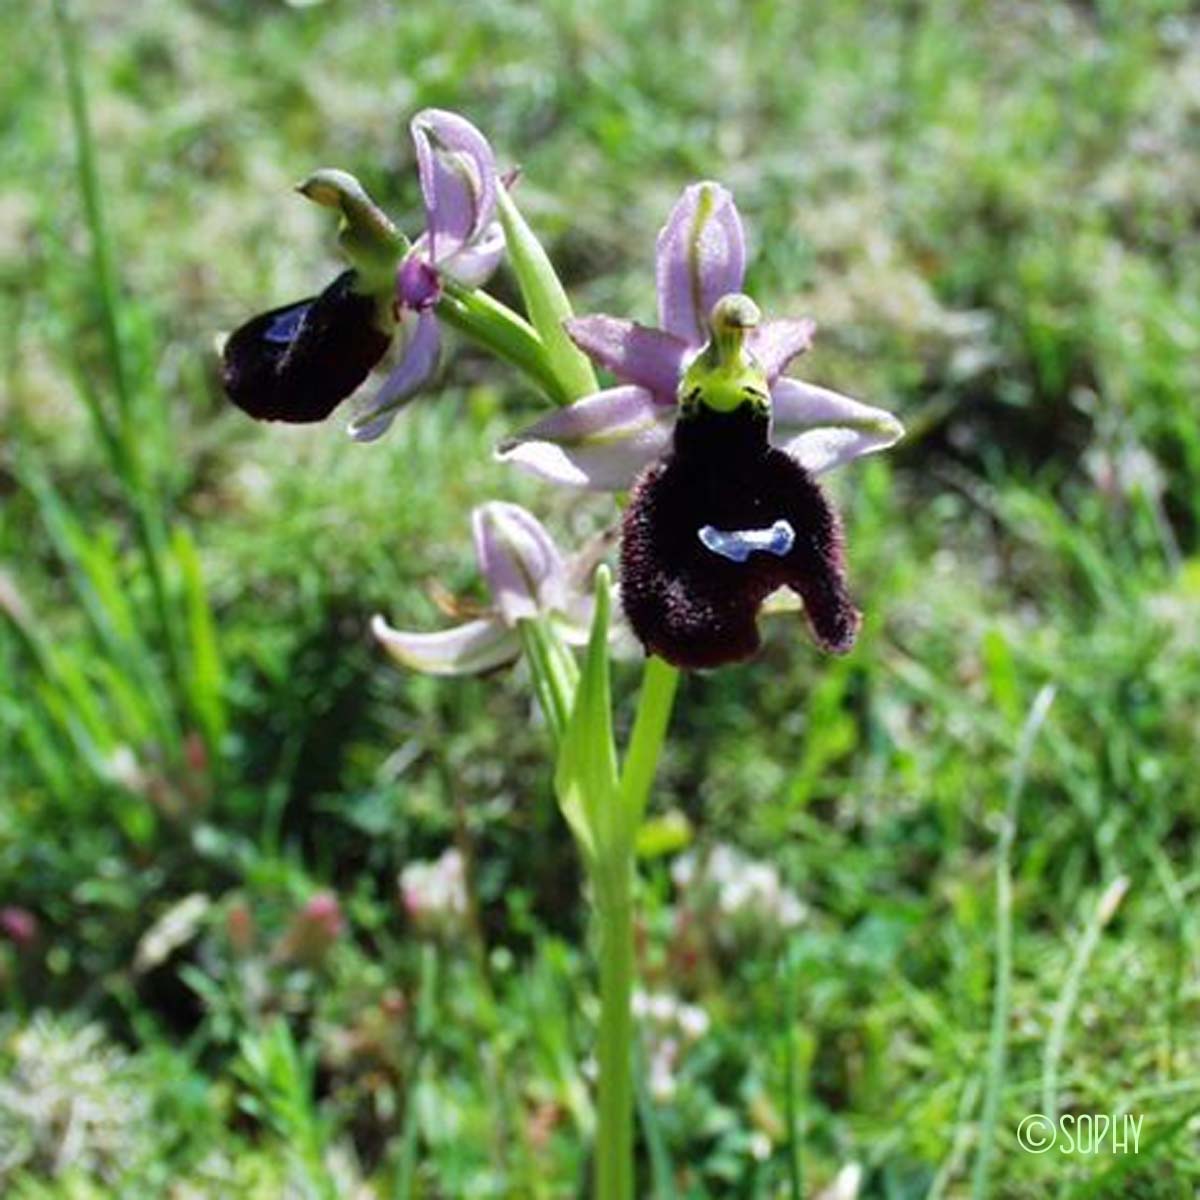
[
  {"xmin": 264, "ymin": 305, "xmax": 310, "ymax": 345},
  {"xmin": 698, "ymin": 520, "xmax": 795, "ymax": 563}
]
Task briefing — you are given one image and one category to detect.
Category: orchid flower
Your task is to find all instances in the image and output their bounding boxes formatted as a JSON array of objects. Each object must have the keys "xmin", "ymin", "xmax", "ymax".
[
  {"xmin": 499, "ymin": 184, "xmax": 905, "ymax": 669},
  {"xmin": 222, "ymin": 110, "xmax": 503, "ymax": 439},
  {"xmin": 349, "ymin": 110, "xmax": 505, "ymax": 442},
  {"xmin": 371, "ymin": 502, "xmax": 593, "ymax": 676},
  {"xmin": 498, "ymin": 181, "xmax": 902, "ymax": 488}
]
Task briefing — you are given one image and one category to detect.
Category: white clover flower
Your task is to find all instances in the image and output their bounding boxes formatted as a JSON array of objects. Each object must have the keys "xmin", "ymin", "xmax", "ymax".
[
  {"xmin": 673, "ymin": 842, "xmax": 807, "ymax": 950},
  {"xmin": 0, "ymin": 1017, "xmax": 152, "ymax": 1186},
  {"xmin": 632, "ymin": 989, "xmax": 711, "ymax": 1105},
  {"xmin": 677, "ymin": 1003, "xmax": 710, "ymax": 1041},
  {"xmin": 670, "ymin": 851, "xmax": 698, "ymax": 889},
  {"xmin": 647, "ymin": 1038, "xmax": 680, "ymax": 1103},
  {"xmin": 399, "ymin": 848, "xmax": 469, "ymax": 935}
]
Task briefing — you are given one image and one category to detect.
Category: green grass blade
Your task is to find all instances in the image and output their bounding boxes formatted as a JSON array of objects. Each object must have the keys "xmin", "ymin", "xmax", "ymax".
[
  {"xmin": 971, "ymin": 684, "xmax": 1056, "ymax": 1200},
  {"xmin": 173, "ymin": 524, "xmax": 226, "ymax": 752},
  {"xmin": 634, "ymin": 1036, "xmax": 678, "ymax": 1200}
]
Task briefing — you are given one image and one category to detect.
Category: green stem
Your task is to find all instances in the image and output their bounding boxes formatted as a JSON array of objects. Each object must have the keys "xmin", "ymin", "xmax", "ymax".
[
  {"xmin": 518, "ymin": 618, "xmax": 579, "ymax": 746},
  {"xmin": 438, "ymin": 282, "xmax": 570, "ymax": 407},
  {"xmin": 52, "ymin": 0, "xmax": 133, "ymax": 432},
  {"xmin": 972, "ymin": 685, "xmax": 1055, "ymax": 1200},
  {"xmin": 782, "ymin": 947, "xmax": 805, "ymax": 1200},
  {"xmin": 395, "ymin": 945, "xmax": 438, "ymax": 1200},
  {"xmin": 591, "ymin": 655, "xmax": 681, "ymax": 1200},
  {"xmin": 595, "ymin": 860, "xmax": 635, "ymax": 1200}
]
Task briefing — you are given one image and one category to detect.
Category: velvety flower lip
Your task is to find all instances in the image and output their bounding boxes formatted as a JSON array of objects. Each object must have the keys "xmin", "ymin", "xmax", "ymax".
[
  {"xmin": 497, "ymin": 182, "xmax": 903, "ymax": 491},
  {"xmin": 372, "ymin": 502, "xmax": 593, "ymax": 676},
  {"xmin": 350, "ymin": 110, "xmax": 505, "ymax": 443},
  {"xmin": 618, "ymin": 298, "xmax": 863, "ymax": 669},
  {"xmin": 222, "ymin": 269, "xmax": 392, "ymax": 424},
  {"xmin": 620, "ymin": 405, "xmax": 861, "ymax": 669}
]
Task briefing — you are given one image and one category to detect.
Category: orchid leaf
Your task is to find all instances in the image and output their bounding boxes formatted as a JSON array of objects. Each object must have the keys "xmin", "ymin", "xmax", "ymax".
[
  {"xmin": 554, "ymin": 566, "xmax": 618, "ymax": 864},
  {"xmin": 174, "ymin": 524, "xmax": 226, "ymax": 753},
  {"xmin": 496, "ymin": 185, "xmax": 598, "ymax": 403}
]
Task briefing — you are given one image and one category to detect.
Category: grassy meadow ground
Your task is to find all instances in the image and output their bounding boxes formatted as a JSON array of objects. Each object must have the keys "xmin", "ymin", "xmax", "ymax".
[{"xmin": 2, "ymin": 0, "xmax": 1200, "ymax": 1195}]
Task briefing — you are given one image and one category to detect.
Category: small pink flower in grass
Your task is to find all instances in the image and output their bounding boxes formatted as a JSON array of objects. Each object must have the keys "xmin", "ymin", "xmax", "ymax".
[
  {"xmin": 276, "ymin": 891, "xmax": 344, "ymax": 966},
  {"xmin": 0, "ymin": 906, "xmax": 38, "ymax": 949},
  {"xmin": 399, "ymin": 848, "xmax": 469, "ymax": 937},
  {"xmin": 372, "ymin": 501, "xmax": 594, "ymax": 676},
  {"xmin": 498, "ymin": 184, "xmax": 904, "ymax": 668}
]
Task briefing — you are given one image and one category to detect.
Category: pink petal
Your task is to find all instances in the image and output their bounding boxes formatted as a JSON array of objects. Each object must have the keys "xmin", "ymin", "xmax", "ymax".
[
  {"xmin": 440, "ymin": 221, "xmax": 505, "ymax": 288},
  {"xmin": 371, "ymin": 613, "xmax": 519, "ymax": 676},
  {"xmin": 564, "ymin": 315, "xmax": 688, "ymax": 400},
  {"xmin": 472, "ymin": 501, "xmax": 568, "ymax": 624},
  {"xmin": 348, "ymin": 309, "xmax": 441, "ymax": 443},
  {"xmin": 770, "ymin": 377, "xmax": 905, "ymax": 475},
  {"xmin": 497, "ymin": 386, "xmax": 675, "ymax": 491},
  {"xmin": 655, "ymin": 182, "xmax": 746, "ymax": 347},
  {"xmin": 411, "ymin": 109, "xmax": 498, "ymax": 264},
  {"xmin": 749, "ymin": 318, "xmax": 816, "ymax": 382}
]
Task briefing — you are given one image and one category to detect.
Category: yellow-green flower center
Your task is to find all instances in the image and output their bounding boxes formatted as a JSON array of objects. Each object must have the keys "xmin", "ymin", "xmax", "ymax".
[{"xmin": 677, "ymin": 293, "xmax": 771, "ymax": 417}]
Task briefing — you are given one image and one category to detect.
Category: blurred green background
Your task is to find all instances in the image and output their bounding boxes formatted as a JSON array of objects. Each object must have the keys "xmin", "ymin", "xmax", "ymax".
[{"xmin": 2, "ymin": 0, "xmax": 1199, "ymax": 1195}]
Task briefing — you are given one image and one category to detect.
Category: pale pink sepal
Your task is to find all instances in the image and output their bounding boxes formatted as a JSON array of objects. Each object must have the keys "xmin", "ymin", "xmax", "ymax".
[
  {"xmin": 371, "ymin": 613, "xmax": 520, "ymax": 677},
  {"xmin": 348, "ymin": 308, "xmax": 442, "ymax": 443},
  {"xmin": 411, "ymin": 108, "xmax": 498, "ymax": 264},
  {"xmin": 496, "ymin": 386, "xmax": 675, "ymax": 491},
  {"xmin": 770, "ymin": 377, "xmax": 904, "ymax": 475}
]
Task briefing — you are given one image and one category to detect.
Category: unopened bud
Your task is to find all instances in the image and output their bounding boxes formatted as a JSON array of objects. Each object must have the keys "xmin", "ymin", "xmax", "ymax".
[
  {"xmin": 226, "ymin": 901, "xmax": 256, "ymax": 956},
  {"xmin": 0, "ymin": 906, "xmax": 38, "ymax": 948},
  {"xmin": 276, "ymin": 891, "xmax": 344, "ymax": 966}
]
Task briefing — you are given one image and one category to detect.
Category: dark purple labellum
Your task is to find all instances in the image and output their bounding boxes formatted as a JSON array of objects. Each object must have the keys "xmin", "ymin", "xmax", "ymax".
[
  {"xmin": 263, "ymin": 306, "xmax": 309, "ymax": 345},
  {"xmin": 222, "ymin": 270, "xmax": 391, "ymax": 423},
  {"xmin": 620, "ymin": 405, "xmax": 861, "ymax": 669}
]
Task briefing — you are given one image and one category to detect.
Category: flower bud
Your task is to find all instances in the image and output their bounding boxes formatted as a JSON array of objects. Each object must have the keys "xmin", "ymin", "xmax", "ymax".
[
  {"xmin": 226, "ymin": 901, "xmax": 256, "ymax": 956},
  {"xmin": 473, "ymin": 502, "xmax": 568, "ymax": 625},
  {"xmin": 0, "ymin": 906, "xmax": 38, "ymax": 948},
  {"xmin": 276, "ymin": 891, "xmax": 344, "ymax": 966}
]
